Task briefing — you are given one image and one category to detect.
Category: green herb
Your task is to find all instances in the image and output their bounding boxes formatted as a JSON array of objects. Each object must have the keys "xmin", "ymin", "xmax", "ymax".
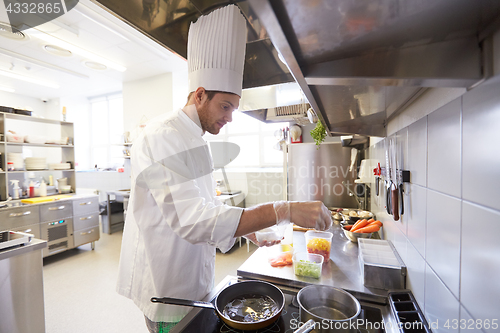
[{"xmin": 310, "ymin": 121, "xmax": 326, "ymax": 148}]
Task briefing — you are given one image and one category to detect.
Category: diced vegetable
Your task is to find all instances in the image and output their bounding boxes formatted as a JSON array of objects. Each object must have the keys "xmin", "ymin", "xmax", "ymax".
[
  {"xmin": 294, "ymin": 260, "xmax": 321, "ymax": 278},
  {"xmin": 269, "ymin": 252, "xmax": 293, "ymax": 267},
  {"xmin": 306, "ymin": 238, "xmax": 331, "ymax": 261}
]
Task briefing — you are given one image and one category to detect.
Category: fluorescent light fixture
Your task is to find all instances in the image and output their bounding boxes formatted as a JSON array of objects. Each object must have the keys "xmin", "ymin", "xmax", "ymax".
[
  {"xmin": 0, "ymin": 69, "xmax": 60, "ymax": 89},
  {"xmin": 75, "ymin": 10, "xmax": 130, "ymax": 41},
  {"xmin": 0, "ymin": 85, "xmax": 15, "ymax": 93},
  {"xmin": 27, "ymin": 29, "xmax": 127, "ymax": 72}
]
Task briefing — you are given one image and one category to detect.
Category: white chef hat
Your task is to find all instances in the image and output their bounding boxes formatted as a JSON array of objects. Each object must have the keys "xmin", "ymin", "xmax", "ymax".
[{"xmin": 187, "ymin": 5, "xmax": 247, "ymax": 97}]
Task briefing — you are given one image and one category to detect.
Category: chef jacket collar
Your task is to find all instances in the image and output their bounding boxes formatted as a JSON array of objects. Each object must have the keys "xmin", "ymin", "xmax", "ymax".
[{"xmin": 181, "ymin": 104, "xmax": 204, "ymax": 137}]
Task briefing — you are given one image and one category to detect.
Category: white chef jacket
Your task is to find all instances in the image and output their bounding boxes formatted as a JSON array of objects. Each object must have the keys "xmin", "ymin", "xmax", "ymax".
[{"xmin": 116, "ymin": 107, "xmax": 243, "ymax": 323}]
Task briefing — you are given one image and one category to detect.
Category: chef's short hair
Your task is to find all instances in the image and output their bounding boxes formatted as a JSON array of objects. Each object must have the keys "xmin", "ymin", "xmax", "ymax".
[{"xmin": 187, "ymin": 90, "xmax": 237, "ymax": 104}]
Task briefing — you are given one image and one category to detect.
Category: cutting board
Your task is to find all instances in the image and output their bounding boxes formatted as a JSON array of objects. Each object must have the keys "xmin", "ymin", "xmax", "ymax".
[{"xmin": 21, "ymin": 195, "xmax": 73, "ymax": 204}]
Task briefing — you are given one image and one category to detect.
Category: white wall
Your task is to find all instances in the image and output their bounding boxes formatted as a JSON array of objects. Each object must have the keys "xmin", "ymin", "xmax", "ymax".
[
  {"xmin": 368, "ymin": 30, "xmax": 500, "ymax": 332},
  {"xmin": 0, "ymin": 91, "xmax": 48, "ymax": 117},
  {"xmin": 123, "ymin": 73, "xmax": 175, "ymax": 136}
]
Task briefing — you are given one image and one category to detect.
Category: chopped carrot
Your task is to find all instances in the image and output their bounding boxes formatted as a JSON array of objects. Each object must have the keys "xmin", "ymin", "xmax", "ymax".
[
  {"xmin": 351, "ymin": 219, "xmax": 370, "ymax": 232},
  {"xmin": 354, "ymin": 224, "xmax": 380, "ymax": 233},
  {"xmin": 344, "ymin": 225, "xmax": 353, "ymax": 230}
]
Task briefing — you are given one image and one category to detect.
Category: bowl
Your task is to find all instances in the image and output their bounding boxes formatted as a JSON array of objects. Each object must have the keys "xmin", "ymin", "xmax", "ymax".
[
  {"xmin": 59, "ymin": 185, "xmax": 71, "ymax": 194},
  {"xmin": 293, "ymin": 252, "xmax": 323, "ymax": 278},
  {"xmin": 304, "ymin": 230, "xmax": 333, "ymax": 262},
  {"xmin": 341, "ymin": 225, "xmax": 374, "ymax": 243},
  {"xmin": 342, "ymin": 209, "xmax": 374, "ymax": 223}
]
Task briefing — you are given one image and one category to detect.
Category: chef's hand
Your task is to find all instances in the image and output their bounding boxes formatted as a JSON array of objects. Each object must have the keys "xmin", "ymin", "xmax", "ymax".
[
  {"xmin": 291, "ymin": 201, "xmax": 332, "ymax": 231},
  {"xmin": 244, "ymin": 233, "xmax": 282, "ymax": 247}
]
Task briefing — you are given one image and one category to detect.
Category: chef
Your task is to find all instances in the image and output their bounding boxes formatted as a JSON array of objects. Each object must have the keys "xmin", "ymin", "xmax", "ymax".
[{"xmin": 116, "ymin": 5, "xmax": 332, "ymax": 333}]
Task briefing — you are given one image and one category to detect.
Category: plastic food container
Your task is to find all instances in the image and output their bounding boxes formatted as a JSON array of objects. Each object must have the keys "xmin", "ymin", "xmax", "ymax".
[
  {"xmin": 255, "ymin": 224, "xmax": 287, "ymax": 243},
  {"xmin": 305, "ymin": 230, "xmax": 333, "ymax": 262},
  {"xmin": 293, "ymin": 252, "xmax": 323, "ymax": 278},
  {"xmin": 59, "ymin": 185, "xmax": 71, "ymax": 194}
]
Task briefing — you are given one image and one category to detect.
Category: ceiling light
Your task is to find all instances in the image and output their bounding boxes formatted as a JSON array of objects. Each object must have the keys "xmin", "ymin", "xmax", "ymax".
[
  {"xmin": 84, "ymin": 61, "xmax": 107, "ymax": 70},
  {"xmin": 0, "ymin": 69, "xmax": 59, "ymax": 88},
  {"xmin": 44, "ymin": 45, "xmax": 72, "ymax": 57},
  {"xmin": 0, "ymin": 22, "xmax": 27, "ymax": 40},
  {"xmin": 0, "ymin": 85, "xmax": 15, "ymax": 93},
  {"xmin": 27, "ymin": 28, "xmax": 127, "ymax": 72}
]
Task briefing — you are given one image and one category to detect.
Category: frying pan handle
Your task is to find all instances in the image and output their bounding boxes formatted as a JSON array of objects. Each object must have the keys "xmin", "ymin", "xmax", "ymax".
[
  {"xmin": 293, "ymin": 319, "xmax": 316, "ymax": 333},
  {"xmin": 151, "ymin": 297, "xmax": 215, "ymax": 310}
]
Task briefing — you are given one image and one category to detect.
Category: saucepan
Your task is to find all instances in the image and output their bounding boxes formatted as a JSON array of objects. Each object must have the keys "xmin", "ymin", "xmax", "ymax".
[
  {"xmin": 151, "ymin": 280, "xmax": 285, "ymax": 331},
  {"xmin": 293, "ymin": 285, "xmax": 361, "ymax": 333}
]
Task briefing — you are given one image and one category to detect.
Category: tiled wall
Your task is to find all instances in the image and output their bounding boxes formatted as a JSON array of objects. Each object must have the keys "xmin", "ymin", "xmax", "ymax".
[
  {"xmin": 369, "ymin": 79, "xmax": 500, "ymax": 333},
  {"xmin": 212, "ymin": 169, "xmax": 284, "ymax": 207}
]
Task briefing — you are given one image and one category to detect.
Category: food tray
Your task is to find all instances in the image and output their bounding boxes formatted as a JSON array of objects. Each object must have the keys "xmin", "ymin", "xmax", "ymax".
[
  {"xmin": 358, "ymin": 239, "xmax": 406, "ymax": 290},
  {"xmin": 0, "ymin": 231, "xmax": 33, "ymax": 251},
  {"xmin": 389, "ymin": 291, "xmax": 432, "ymax": 333}
]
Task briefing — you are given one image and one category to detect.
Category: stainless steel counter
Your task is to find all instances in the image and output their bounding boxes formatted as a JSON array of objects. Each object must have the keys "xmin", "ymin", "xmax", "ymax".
[
  {"xmin": 0, "ymin": 238, "xmax": 47, "ymax": 333},
  {"xmin": 237, "ymin": 224, "xmax": 389, "ymax": 300}
]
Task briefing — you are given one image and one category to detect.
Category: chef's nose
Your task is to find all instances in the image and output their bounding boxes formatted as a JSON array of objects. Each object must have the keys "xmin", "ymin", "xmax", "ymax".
[{"xmin": 225, "ymin": 112, "xmax": 233, "ymax": 123}]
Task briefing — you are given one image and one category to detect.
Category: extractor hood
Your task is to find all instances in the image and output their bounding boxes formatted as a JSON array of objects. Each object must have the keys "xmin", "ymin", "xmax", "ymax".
[{"xmin": 92, "ymin": 0, "xmax": 500, "ymax": 136}]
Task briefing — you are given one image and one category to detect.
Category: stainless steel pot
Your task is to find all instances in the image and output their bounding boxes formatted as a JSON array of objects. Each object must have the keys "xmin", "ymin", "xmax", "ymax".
[{"xmin": 294, "ymin": 285, "xmax": 361, "ymax": 333}]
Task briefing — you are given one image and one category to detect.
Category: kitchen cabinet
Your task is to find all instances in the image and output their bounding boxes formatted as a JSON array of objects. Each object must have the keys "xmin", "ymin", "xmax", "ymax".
[
  {"xmin": 0, "ymin": 195, "xmax": 100, "ymax": 257},
  {"xmin": 0, "ymin": 112, "xmax": 75, "ymax": 200}
]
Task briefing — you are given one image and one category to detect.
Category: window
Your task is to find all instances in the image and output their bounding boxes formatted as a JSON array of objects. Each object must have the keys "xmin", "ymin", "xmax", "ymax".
[
  {"xmin": 204, "ymin": 111, "xmax": 288, "ymax": 168},
  {"xmin": 88, "ymin": 93, "xmax": 124, "ymax": 169}
]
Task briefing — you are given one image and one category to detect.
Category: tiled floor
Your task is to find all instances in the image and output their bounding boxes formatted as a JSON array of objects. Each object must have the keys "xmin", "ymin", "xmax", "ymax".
[{"xmin": 42, "ymin": 229, "xmax": 257, "ymax": 333}]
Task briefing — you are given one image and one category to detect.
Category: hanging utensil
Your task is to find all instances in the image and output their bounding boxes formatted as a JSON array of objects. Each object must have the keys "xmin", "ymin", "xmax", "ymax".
[
  {"xmin": 390, "ymin": 138, "xmax": 400, "ymax": 221},
  {"xmin": 384, "ymin": 142, "xmax": 392, "ymax": 215}
]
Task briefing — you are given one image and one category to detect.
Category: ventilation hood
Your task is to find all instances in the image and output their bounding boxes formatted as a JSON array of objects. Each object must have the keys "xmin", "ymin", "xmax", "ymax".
[{"xmin": 92, "ymin": 0, "xmax": 500, "ymax": 136}]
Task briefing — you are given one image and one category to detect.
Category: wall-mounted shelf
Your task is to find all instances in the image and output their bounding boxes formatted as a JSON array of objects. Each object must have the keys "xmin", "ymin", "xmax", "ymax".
[{"xmin": 0, "ymin": 112, "xmax": 75, "ymax": 200}]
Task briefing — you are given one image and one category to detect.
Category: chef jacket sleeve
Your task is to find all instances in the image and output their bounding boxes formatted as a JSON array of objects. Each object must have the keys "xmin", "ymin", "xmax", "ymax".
[{"xmin": 132, "ymin": 126, "xmax": 242, "ymax": 251}]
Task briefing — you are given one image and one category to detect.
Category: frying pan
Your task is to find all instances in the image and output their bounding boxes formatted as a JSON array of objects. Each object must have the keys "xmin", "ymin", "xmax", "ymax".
[{"xmin": 151, "ymin": 280, "xmax": 285, "ymax": 331}]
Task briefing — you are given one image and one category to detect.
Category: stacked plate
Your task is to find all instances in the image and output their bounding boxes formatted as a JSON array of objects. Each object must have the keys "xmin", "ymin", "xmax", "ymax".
[
  {"xmin": 25, "ymin": 157, "xmax": 47, "ymax": 170},
  {"xmin": 49, "ymin": 163, "xmax": 71, "ymax": 170},
  {"xmin": 7, "ymin": 153, "xmax": 24, "ymax": 170}
]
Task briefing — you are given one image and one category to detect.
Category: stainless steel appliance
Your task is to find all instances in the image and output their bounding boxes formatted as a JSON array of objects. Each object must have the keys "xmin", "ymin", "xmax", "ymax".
[
  {"xmin": 40, "ymin": 218, "xmax": 74, "ymax": 257},
  {"xmin": 286, "ymin": 142, "xmax": 359, "ymax": 208}
]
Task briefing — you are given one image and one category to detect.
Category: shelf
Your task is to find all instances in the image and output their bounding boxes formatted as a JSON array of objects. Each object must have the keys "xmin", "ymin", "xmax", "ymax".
[
  {"xmin": 5, "ymin": 142, "xmax": 74, "ymax": 148},
  {"xmin": 4, "ymin": 113, "xmax": 72, "ymax": 125},
  {"xmin": 7, "ymin": 169, "xmax": 75, "ymax": 173}
]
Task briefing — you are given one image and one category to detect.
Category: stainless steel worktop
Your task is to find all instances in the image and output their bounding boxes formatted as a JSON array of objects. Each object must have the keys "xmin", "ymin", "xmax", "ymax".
[
  {"xmin": 0, "ymin": 238, "xmax": 46, "ymax": 261},
  {"xmin": 237, "ymin": 224, "xmax": 389, "ymax": 299}
]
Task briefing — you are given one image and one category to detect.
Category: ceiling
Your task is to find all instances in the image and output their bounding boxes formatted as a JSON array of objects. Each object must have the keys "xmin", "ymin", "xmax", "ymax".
[{"xmin": 0, "ymin": 0, "xmax": 187, "ymax": 101}]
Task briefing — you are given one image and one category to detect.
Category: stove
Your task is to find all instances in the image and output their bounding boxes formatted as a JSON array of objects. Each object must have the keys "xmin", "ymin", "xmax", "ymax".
[{"xmin": 172, "ymin": 277, "xmax": 387, "ymax": 333}]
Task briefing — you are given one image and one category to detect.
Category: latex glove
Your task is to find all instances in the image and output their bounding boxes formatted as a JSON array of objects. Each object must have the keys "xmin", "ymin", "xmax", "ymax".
[
  {"xmin": 245, "ymin": 233, "xmax": 282, "ymax": 247},
  {"xmin": 281, "ymin": 201, "xmax": 331, "ymax": 231}
]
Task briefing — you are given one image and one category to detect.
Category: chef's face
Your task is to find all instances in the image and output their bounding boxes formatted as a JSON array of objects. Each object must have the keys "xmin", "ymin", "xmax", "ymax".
[{"xmin": 198, "ymin": 90, "xmax": 240, "ymax": 135}]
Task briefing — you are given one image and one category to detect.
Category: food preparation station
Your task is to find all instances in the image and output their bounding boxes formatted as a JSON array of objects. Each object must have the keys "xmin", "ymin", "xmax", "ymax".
[{"xmin": 171, "ymin": 224, "xmax": 427, "ymax": 333}]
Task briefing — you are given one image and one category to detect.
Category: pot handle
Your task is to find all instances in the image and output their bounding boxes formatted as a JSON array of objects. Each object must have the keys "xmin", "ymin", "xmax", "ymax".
[
  {"xmin": 151, "ymin": 297, "xmax": 215, "ymax": 310},
  {"xmin": 293, "ymin": 319, "xmax": 315, "ymax": 333}
]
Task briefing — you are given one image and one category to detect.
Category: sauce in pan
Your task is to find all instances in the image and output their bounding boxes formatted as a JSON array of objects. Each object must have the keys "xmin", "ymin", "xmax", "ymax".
[{"xmin": 223, "ymin": 294, "xmax": 279, "ymax": 323}]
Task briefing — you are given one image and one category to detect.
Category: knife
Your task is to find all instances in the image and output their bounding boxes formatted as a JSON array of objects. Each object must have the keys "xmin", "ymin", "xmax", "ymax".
[
  {"xmin": 390, "ymin": 138, "xmax": 400, "ymax": 221},
  {"xmin": 385, "ymin": 142, "xmax": 392, "ymax": 215}
]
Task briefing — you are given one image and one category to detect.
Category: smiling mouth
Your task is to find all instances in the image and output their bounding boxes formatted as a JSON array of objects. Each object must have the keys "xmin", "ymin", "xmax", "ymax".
[{"xmin": 217, "ymin": 121, "xmax": 225, "ymax": 128}]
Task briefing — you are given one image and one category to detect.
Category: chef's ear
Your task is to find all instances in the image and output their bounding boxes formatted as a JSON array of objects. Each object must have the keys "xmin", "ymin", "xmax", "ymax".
[{"xmin": 194, "ymin": 87, "xmax": 207, "ymax": 106}]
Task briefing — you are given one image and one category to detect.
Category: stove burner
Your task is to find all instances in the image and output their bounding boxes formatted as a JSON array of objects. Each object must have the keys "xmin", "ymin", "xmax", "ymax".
[{"xmin": 219, "ymin": 309, "xmax": 288, "ymax": 333}]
